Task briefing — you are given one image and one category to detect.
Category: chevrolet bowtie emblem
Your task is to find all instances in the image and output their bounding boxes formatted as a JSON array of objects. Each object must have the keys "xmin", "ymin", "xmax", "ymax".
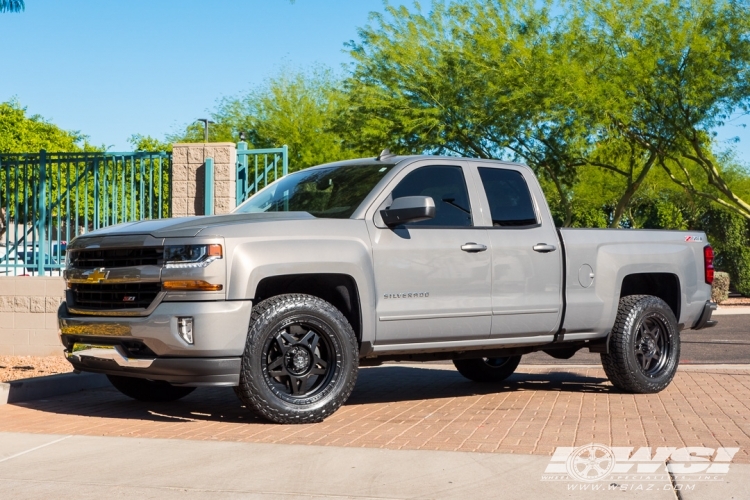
[{"xmin": 85, "ymin": 267, "xmax": 109, "ymax": 283}]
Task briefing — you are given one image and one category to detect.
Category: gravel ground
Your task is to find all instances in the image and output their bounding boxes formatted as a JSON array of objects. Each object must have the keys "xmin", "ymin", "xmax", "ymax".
[
  {"xmin": 0, "ymin": 355, "xmax": 73, "ymax": 383},
  {"xmin": 722, "ymin": 297, "xmax": 750, "ymax": 306}
]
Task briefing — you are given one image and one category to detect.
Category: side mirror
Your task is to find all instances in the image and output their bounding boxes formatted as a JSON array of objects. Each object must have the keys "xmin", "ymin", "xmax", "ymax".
[{"xmin": 380, "ymin": 196, "xmax": 435, "ymax": 227}]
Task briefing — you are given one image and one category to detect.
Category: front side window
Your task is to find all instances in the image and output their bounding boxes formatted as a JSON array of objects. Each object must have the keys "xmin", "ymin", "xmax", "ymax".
[
  {"xmin": 389, "ymin": 165, "xmax": 472, "ymax": 227},
  {"xmin": 478, "ymin": 167, "xmax": 537, "ymax": 227},
  {"xmin": 234, "ymin": 163, "xmax": 395, "ymax": 219}
]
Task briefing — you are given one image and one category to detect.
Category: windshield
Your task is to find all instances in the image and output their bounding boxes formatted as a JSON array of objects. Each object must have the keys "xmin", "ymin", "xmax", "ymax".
[{"xmin": 234, "ymin": 163, "xmax": 395, "ymax": 218}]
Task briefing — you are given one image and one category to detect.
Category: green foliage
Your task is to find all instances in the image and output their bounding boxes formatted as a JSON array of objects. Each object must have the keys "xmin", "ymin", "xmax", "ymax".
[
  {"xmin": 339, "ymin": 0, "xmax": 750, "ymax": 226},
  {"xmin": 169, "ymin": 68, "xmax": 363, "ymax": 172},
  {"xmin": 701, "ymin": 208, "xmax": 750, "ymax": 296},
  {"xmin": 0, "ymin": 100, "xmax": 97, "ymax": 153},
  {"xmin": 128, "ymin": 134, "xmax": 172, "ymax": 153}
]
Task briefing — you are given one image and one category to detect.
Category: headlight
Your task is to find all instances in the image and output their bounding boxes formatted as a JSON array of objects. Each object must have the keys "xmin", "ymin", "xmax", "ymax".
[{"xmin": 164, "ymin": 244, "xmax": 222, "ymax": 268}]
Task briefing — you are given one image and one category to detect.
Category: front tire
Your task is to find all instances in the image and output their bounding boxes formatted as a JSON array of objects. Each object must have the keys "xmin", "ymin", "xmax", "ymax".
[
  {"xmin": 601, "ymin": 295, "xmax": 680, "ymax": 393},
  {"xmin": 107, "ymin": 375, "xmax": 196, "ymax": 402},
  {"xmin": 234, "ymin": 294, "xmax": 359, "ymax": 424},
  {"xmin": 453, "ymin": 356, "xmax": 522, "ymax": 383}
]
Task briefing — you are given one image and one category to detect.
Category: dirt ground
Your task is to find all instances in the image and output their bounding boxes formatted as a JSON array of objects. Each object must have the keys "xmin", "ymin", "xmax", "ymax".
[
  {"xmin": 0, "ymin": 355, "xmax": 73, "ymax": 383},
  {"xmin": 722, "ymin": 296, "xmax": 750, "ymax": 306}
]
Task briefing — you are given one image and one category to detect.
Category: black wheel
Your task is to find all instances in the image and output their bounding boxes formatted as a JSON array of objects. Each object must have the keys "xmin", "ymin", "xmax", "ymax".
[
  {"xmin": 601, "ymin": 295, "xmax": 680, "ymax": 393},
  {"xmin": 234, "ymin": 294, "xmax": 359, "ymax": 424},
  {"xmin": 453, "ymin": 355, "xmax": 522, "ymax": 383},
  {"xmin": 107, "ymin": 375, "xmax": 196, "ymax": 402}
]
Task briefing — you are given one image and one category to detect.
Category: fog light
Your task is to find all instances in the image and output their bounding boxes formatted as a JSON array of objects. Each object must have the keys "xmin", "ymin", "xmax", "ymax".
[{"xmin": 177, "ymin": 317, "xmax": 194, "ymax": 344}]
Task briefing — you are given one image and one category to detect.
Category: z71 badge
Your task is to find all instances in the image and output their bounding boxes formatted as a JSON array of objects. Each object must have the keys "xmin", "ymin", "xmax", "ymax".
[{"xmin": 685, "ymin": 235, "xmax": 704, "ymax": 242}]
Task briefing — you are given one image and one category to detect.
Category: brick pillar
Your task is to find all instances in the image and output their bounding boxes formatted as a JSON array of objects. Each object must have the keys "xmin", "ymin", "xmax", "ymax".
[{"xmin": 171, "ymin": 142, "xmax": 237, "ymax": 217}]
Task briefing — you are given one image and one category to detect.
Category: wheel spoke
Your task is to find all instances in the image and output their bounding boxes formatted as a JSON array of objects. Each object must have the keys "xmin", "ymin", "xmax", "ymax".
[
  {"xmin": 279, "ymin": 331, "xmax": 296, "ymax": 347},
  {"xmin": 288, "ymin": 375, "xmax": 304, "ymax": 395},
  {"xmin": 641, "ymin": 352, "xmax": 651, "ymax": 370},
  {"xmin": 267, "ymin": 357, "xmax": 286, "ymax": 377},
  {"xmin": 301, "ymin": 330, "xmax": 319, "ymax": 352}
]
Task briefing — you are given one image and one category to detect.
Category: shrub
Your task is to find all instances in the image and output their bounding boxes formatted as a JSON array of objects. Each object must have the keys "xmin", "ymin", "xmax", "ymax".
[
  {"xmin": 712, "ymin": 272, "xmax": 730, "ymax": 304},
  {"xmin": 701, "ymin": 209, "xmax": 750, "ymax": 297}
]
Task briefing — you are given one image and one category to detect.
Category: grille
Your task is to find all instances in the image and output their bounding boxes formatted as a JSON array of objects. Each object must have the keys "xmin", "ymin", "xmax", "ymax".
[
  {"xmin": 69, "ymin": 247, "xmax": 164, "ymax": 269},
  {"xmin": 70, "ymin": 283, "xmax": 161, "ymax": 310}
]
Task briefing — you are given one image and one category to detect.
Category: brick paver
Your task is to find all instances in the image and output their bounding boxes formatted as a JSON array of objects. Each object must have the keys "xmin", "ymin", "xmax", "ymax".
[{"xmin": 1, "ymin": 364, "xmax": 749, "ymax": 462}]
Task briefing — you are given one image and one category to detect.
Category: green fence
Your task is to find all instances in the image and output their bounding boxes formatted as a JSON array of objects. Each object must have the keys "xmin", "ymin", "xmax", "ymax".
[
  {"xmin": 236, "ymin": 142, "xmax": 288, "ymax": 205},
  {"xmin": 0, "ymin": 150, "xmax": 172, "ymax": 276}
]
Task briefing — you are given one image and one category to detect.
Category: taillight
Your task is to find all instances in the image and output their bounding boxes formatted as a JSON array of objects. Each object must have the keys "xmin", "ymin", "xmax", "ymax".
[{"xmin": 704, "ymin": 245, "xmax": 714, "ymax": 285}]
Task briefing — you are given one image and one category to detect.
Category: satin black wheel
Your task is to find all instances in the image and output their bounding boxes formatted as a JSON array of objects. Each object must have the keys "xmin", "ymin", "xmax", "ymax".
[
  {"xmin": 601, "ymin": 295, "xmax": 680, "ymax": 393},
  {"xmin": 234, "ymin": 294, "xmax": 358, "ymax": 424}
]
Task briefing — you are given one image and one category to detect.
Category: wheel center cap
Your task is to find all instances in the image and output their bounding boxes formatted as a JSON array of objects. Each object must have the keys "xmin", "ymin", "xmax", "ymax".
[{"xmin": 285, "ymin": 346, "xmax": 312, "ymax": 375}]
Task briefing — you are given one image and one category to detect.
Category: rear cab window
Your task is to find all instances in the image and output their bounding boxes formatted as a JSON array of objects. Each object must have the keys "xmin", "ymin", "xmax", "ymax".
[{"xmin": 477, "ymin": 167, "xmax": 538, "ymax": 227}]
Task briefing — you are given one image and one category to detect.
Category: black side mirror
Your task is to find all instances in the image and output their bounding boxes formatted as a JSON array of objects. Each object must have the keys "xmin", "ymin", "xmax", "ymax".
[{"xmin": 380, "ymin": 196, "xmax": 436, "ymax": 226}]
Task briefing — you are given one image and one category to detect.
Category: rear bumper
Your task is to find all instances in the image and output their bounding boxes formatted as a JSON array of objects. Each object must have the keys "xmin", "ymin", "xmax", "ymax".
[{"xmin": 692, "ymin": 301, "xmax": 718, "ymax": 330}]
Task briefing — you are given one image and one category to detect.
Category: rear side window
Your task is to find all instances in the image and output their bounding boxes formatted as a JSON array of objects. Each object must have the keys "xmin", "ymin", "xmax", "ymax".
[
  {"xmin": 478, "ymin": 168, "xmax": 537, "ymax": 227},
  {"xmin": 390, "ymin": 165, "xmax": 472, "ymax": 227}
]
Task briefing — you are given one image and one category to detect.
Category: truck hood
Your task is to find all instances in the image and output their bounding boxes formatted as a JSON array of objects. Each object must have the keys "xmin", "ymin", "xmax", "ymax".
[{"xmin": 76, "ymin": 212, "xmax": 316, "ymax": 239}]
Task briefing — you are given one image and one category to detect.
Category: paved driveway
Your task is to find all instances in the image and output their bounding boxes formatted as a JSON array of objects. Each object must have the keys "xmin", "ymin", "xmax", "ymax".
[{"xmin": 1, "ymin": 364, "xmax": 749, "ymax": 464}]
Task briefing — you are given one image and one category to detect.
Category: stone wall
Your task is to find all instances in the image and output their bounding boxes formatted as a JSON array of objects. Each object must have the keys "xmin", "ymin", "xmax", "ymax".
[
  {"xmin": 0, "ymin": 277, "xmax": 65, "ymax": 356},
  {"xmin": 171, "ymin": 143, "xmax": 237, "ymax": 216}
]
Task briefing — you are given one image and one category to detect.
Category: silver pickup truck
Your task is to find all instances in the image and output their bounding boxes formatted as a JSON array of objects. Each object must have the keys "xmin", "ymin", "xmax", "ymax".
[{"xmin": 59, "ymin": 152, "xmax": 717, "ymax": 423}]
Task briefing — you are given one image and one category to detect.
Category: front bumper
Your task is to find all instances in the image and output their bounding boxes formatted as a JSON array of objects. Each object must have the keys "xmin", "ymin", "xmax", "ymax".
[
  {"xmin": 59, "ymin": 299, "xmax": 253, "ymax": 386},
  {"xmin": 692, "ymin": 301, "xmax": 718, "ymax": 330},
  {"xmin": 66, "ymin": 345, "xmax": 241, "ymax": 386}
]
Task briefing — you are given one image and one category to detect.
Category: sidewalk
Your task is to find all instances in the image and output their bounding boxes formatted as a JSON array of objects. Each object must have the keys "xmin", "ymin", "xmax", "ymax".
[
  {"xmin": 2, "ymin": 432, "xmax": 746, "ymax": 499},
  {"xmin": 714, "ymin": 306, "xmax": 750, "ymax": 315}
]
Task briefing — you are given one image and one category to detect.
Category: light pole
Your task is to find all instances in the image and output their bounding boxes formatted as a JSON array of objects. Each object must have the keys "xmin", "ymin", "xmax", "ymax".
[{"xmin": 197, "ymin": 118, "xmax": 215, "ymax": 143}]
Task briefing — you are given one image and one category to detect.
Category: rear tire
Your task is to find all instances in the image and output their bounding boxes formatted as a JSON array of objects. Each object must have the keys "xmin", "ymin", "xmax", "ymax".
[
  {"xmin": 107, "ymin": 375, "xmax": 196, "ymax": 402},
  {"xmin": 234, "ymin": 294, "xmax": 359, "ymax": 424},
  {"xmin": 601, "ymin": 295, "xmax": 680, "ymax": 393},
  {"xmin": 453, "ymin": 356, "xmax": 522, "ymax": 383}
]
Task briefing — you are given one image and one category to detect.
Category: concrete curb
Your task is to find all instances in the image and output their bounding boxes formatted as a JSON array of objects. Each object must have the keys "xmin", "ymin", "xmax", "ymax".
[
  {"xmin": 0, "ymin": 372, "xmax": 109, "ymax": 405},
  {"xmin": 714, "ymin": 306, "xmax": 750, "ymax": 315}
]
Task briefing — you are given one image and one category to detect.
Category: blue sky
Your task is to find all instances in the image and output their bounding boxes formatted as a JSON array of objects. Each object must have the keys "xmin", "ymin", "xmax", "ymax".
[
  {"xmin": 1, "ymin": 0, "xmax": 748, "ymax": 162},
  {"xmin": 0, "ymin": 0, "xmax": 389, "ymax": 151}
]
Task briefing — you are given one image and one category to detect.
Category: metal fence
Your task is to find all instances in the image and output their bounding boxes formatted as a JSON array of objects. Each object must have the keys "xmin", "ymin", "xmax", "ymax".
[
  {"xmin": 236, "ymin": 142, "xmax": 288, "ymax": 205},
  {"xmin": 0, "ymin": 150, "xmax": 172, "ymax": 276}
]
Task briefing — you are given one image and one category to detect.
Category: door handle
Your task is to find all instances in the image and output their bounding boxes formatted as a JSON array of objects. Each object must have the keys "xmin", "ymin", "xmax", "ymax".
[
  {"xmin": 461, "ymin": 242, "xmax": 487, "ymax": 253},
  {"xmin": 533, "ymin": 243, "xmax": 557, "ymax": 253}
]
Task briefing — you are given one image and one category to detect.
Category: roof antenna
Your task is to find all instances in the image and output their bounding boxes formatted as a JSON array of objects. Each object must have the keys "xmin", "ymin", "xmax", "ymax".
[{"xmin": 376, "ymin": 148, "xmax": 395, "ymax": 161}]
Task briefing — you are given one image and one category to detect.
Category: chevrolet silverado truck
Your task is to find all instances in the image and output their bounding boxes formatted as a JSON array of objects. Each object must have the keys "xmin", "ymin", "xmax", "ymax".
[{"xmin": 59, "ymin": 151, "xmax": 718, "ymax": 423}]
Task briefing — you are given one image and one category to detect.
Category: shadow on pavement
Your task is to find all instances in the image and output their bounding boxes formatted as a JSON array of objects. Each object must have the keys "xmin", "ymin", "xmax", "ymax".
[
  {"xmin": 10, "ymin": 365, "xmax": 611, "ymax": 425},
  {"xmin": 347, "ymin": 365, "xmax": 612, "ymax": 405}
]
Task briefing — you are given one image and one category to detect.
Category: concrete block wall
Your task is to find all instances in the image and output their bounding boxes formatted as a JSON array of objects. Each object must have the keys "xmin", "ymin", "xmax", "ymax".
[
  {"xmin": 0, "ymin": 277, "xmax": 65, "ymax": 356},
  {"xmin": 171, "ymin": 142, "xmax": 237, "ymax": 216}
]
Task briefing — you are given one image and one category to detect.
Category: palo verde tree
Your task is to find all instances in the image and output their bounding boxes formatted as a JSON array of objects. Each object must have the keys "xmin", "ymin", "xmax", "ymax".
[
  {"xmin": 340, "ymin": 0, "xmax": 750, "ymax": 226},
  {"xmin": 574, "ymin": 0, "xmax": 750, "ymax": 222}
]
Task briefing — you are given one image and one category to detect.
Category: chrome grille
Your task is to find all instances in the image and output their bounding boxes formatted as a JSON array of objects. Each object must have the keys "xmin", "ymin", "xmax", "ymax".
[
  {"xmin": 68, "ymin": 247, "xmax": 164, "ymax": 269},
  {"xmin": 70, "ymin": 283, "xmax": 161, "ymax": 310}
]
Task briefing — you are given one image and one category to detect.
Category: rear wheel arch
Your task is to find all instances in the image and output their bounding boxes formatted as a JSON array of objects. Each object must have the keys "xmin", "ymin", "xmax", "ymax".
[{"xmin": 620, "ymin": 272, "xmax": 681, "ymax": 320}]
